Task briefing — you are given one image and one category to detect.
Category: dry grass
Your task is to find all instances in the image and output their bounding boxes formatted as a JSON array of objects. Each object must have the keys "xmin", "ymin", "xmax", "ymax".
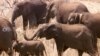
[{"xmin": 0, "ymin": 0, "xmax": 100, "ymax": 56}]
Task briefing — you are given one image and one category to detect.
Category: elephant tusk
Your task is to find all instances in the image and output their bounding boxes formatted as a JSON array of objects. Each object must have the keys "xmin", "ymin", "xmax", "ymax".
[{"xmin": 79, "ymin": 13, "xmax": 83, "ymax": 23}]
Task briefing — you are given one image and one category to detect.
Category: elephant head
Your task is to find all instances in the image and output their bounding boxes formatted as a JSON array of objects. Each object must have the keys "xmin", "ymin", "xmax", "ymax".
[
  {"xmin": 11, "ymin": 0, "xmax": 53, "ymax": 27},
  {"xmin": 67, "ymin": 13, "xmax": 83, "ymax": 24},
  {"xmin": 11, "ymin": 4, "xmax": 22, "ymax": 27},
  {"xmin": 51, "ymin": 2, "xmax": 89, "ymax": 24},
  {"xmin": 13, "ymin": 41, "xmax": 23, "ymax": 52},
  {"xmin": 44, "ymin": 0, "xmax": 56, "ymax": 23},
  {"xmin": 24, "ymin": 23, "xmax": 61, "ymax": 40}
]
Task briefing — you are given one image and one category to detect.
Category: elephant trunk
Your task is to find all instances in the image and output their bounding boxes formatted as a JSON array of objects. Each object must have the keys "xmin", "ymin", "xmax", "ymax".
[
  {"xmin": 24, "ymin": 26, "xmax": 42, "ymax": 40},
  {"xmin": 12, "ymin": 6, "xmax": 21, "ymax": 27},
  {"xmin": 24, "ymin": 32, "xmax": 38, "ymax": 41},
  {"xmin": 45, "ymin": 2, "xmax": 55, "ymax": 23},
  {"xmin": 24, "ymin": 24, "xmax": 48, "ymax": 40}
]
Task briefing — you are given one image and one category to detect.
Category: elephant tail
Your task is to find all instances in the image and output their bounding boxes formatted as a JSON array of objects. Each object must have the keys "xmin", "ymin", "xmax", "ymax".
[
  {"xmin": 40, "ymin": 41, "xmax": 47, "ymax": 56},
  {"xmin": 44, "ymin": 47, "xmax": 47, "ymax": 56}
]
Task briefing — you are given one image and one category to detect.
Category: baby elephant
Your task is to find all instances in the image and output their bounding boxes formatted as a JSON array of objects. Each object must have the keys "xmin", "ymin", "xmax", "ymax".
[
  {"xmin": 13, "ymin": 40, "xmax": 46, "ymax": 56},
  {"xmin": 67, "ymin": 13, "xmax": 100, "ymax": 38},
  {"xmin": 24, "ymin": 23, "xmax": 98, "ymax": 56},
  {"xmin": 0, "ymin": 17, "xmax": 17, "ymax": 56}
]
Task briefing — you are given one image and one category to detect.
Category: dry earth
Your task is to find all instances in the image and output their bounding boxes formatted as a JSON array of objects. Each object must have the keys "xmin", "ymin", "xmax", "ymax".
[{"xmin": 0, "ymin": 0, "xmax": 100, "ymax": 56}]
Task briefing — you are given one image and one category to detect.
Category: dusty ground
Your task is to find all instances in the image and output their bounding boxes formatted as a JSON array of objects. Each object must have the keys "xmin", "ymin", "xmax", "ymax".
[{"xmin": 0, "ymin": 0, "xmax": 100, "ymax": 56}]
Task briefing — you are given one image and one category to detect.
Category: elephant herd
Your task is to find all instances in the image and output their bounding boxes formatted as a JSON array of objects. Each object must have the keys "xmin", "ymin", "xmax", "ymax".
[{"xmin": 0, "ymin": 0, "xmax": 100, "ymax": 56}]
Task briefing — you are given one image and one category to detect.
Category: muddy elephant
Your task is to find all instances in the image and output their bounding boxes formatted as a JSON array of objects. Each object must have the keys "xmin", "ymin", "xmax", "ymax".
[
  {"xmin": 24, "ymin": 23, "xmax": 97, "ymax": 56},
  {"xmin": 0, "ymin": 17, "xmax": 17, "ymax": 56},
  {"xmin": 11, "ymin": 0, "xmax": 50, "ymax": 30},
  {"xmin": 45, "ymin": 1, "xmax": 89, "ymax": 23},
  {"xmin": 13, "ymin": 40, "xmax": 46, "ymax": 56},
  {"xmin": 67, "ymin": 12, "xmax": 100, "ymax": 38}
]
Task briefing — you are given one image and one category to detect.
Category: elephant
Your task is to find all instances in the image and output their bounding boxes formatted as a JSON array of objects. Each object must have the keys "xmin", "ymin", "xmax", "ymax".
[
  {"xmin": 13, "ymin": 40, "xmax": 46, "ymax": 56},
  {"xmin": 11, "ymin": 0, "xmax": 50, "ymax": 31},
  {"xmin": 45, "ymin": 1, "xmax": 89, "ymax": 23},
  {"xmin": 24, "ymin": 23, "xmax": 97, "ymax": 56},
  {"xmin": 0, "ymin": 17, "xmax": 17, "ymax": 56},
  {"xmin": 67, "ymin": 12, "xmax": 100, "ymax": 38}
]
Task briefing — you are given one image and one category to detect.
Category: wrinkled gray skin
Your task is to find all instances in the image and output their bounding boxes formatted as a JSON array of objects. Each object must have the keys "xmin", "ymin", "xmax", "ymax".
[
  {"xmin": 67, "ymin": 13, "xmax": 100, "ymax": 38},
  {"xmin": 12, "ymin": 0, "xmax": 48, "ymax": 30},
  {"xmin": 45, "ymin": 1, "xmax": 89, "ymax": 23},
  {"xmin": 0, "ymin": 17, "xmax": 17, "ymax": 56},
  {"xmin": 24, "ymin": 23, "xmax": 97, "ymax": 56},
  {"xmin": 13, "ymin": 40, "xmax": 46, "ymax": 56}
]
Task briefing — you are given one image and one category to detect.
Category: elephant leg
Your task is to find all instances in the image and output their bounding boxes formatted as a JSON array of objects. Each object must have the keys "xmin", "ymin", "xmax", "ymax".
[
  {"xmin": 19, "ymin": 54, "xmax": 21, "ymax": 56},
  {"xmin": 63, "ymin": 45, "xmax": 68, "ymax": 51},
  {"xmin": 93, "ymin": 36, "xmax": 98, "ymax": 54},
  {"xmin": 0, "ymin": 49, "xmax": 3, "ymax": 55},
  {"xmin": 35, "ymin": 52, "xmax": 39, "ymax": 56},
  {"xmin": 57, "ymin": 45, "xmax": 63, "ymax": 56},
  {"xmin": 20, "ymin": 52, "xmax": 28, "ymax": 56},
  {"xmin": 23, "ymin": 16, "xmax": 28, "ymax": 38},
  {"xmin": 85, "ymin": 41, "xmax": 96, "ymax": 56},
  {"xmin": 86, "ymin": 48, "xmax": 97, "ymax": 56},
  {"xmin": 28, "ymin": 14, "xmax": 37, "ymax": 29},
  {"xmin": 55, "ymin": 40, "xmax": 64, "ymax": 56},
  {"xmin": 19, "ymin": 53, "xmax": 23, "ymax": 56},
  {"xmin": 23, "ymin": 19, "xmax": 28, "ymax": 31},
  {"xmin": 31, "ymin": 52, "xmax": 35, "ymax": 56},
  {"xmin": 78, "ymin": 50, "xmax": 83, "ymax": 56},
  {"xmin": 87, "ymin": 51, "xmax": 96, "ymax": 56},
  {"xmin": 19, "ymin": 53, "xmax": 24, "ymax": 56},
  {"xmin": 92, "ymin": 38, "xmax": 99, "ymax": 56},
  {"xmin": 58, "ymin": 49, "xmax": 62, "ymax": 56},
  {"xmin": 40, "ymin": 52, "xmax": 44, "ymax": 56},
  {"xmin": 6, "ymin": 47, "xmax": 14, "ymax": 56}
]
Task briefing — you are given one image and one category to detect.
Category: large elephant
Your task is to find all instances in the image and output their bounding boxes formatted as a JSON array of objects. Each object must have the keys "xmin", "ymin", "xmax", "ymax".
[
  {"xmin": 67, "ymin": 12, "xmax": 100, "ymax": 38},
  {"xmin": 13, "ymin": 40, "xmax": 46, "ymax": 56},
  {"xmin": 24, "ymin": 23, "xmax": 97, "ymax": 56},
  {"xmin": 0, "ymin": 17, "xmax": 17, "ymax": 56},
  {"xmin": 45, "ymin": 1, "xmax": 89, "ymax": 23},
  {"xmin": 11, "ymin": 0, "xmax": 50, "ymax": 30}
]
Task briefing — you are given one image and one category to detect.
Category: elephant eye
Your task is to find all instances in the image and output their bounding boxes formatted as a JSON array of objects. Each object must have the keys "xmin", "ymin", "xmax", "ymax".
[
  {"xmin": 70, "ymin": 18, "xmax": 72, "ymax": 21},
  {"xmin": 69, "ymin": 18, "xmax": 74, "ymax": 22},
  {"xmin": 21, "ymin": 45, "xmax": 24, "ymax": 48}
]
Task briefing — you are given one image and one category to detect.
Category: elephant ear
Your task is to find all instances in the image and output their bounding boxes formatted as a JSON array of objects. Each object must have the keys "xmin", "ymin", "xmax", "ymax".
[
  {"xmin": 68, "ymin": 13, "xmax": 80, "ymax": 24},
  {"xmin": 20, "ymin": 44, "xmax": 25, "ymax": 48},
  {"xmin": 18, "ymin": 41, "xmax": 25, "ymax": 48},
  {"xmin": 45, "ymin": 24, "xmax": 60, "ymax": 37},
  {"xmin": 44, "ymin": 0, "xmax": 55, "ymax": 23}
]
